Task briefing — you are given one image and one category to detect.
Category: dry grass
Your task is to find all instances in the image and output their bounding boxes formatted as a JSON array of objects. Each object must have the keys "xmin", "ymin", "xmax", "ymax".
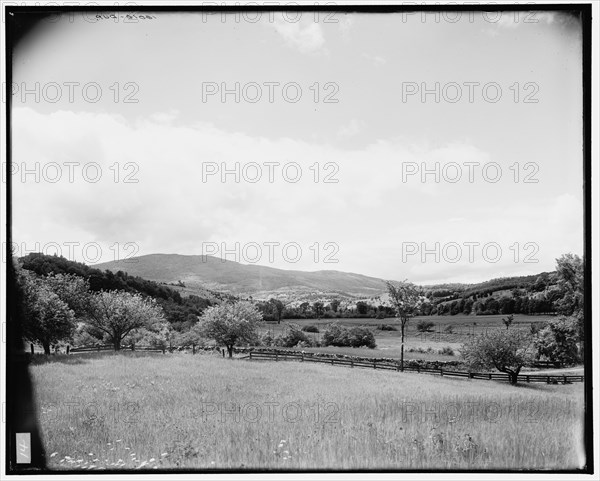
[{"xmin": 31, "ymin": 351, "xmax": 585, "ymax": 471}]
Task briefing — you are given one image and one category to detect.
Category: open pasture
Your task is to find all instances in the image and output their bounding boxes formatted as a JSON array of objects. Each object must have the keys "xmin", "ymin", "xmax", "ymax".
[
  {"xmin": 258, "ymin": 314, "xmax": 554, "ymax": 360},
  {"xmin": 31, "ymin": 351, "xmax": 584, "ymax": 471}
]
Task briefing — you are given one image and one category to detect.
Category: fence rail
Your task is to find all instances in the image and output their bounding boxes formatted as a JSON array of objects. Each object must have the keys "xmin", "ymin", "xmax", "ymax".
[
  {"xmin": 247, "ymin": 351, "xmax": 584, "ymax": 384},
  {"xmin": 69, "ymin": 344, "xmax": 165, "ymax": 354}
]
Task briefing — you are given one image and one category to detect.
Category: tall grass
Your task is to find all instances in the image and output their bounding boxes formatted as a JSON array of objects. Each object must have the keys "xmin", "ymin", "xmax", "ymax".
[{"xmin": 31, "ymin": 352, "xmax": 585, "ymax": 471}]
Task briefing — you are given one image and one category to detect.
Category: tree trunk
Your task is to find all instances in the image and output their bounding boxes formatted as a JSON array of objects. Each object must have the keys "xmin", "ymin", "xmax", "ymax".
[
  {"xmin": 400, "ymin": 323, "xmax": 405, "ymax": 371},
  {"xmin": 508, "ymin": 370, "xmax": 519, "ymax": 385},
  {"xmin": 226, "ymin": 345, "xmax": 233, "ymax": 358},
  {"xmin": 113, "ymin": 339, "xmax": 121, "ymax": 351},
  {"xmin": 42, "ymin": 341, "xmax": 51, "ymax": 355}
]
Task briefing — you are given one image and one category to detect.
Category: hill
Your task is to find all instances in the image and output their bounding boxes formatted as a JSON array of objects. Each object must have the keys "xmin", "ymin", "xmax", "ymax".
[{"xmin": 95, "ymin": 254, "xmax": 389, "ymax": 299}]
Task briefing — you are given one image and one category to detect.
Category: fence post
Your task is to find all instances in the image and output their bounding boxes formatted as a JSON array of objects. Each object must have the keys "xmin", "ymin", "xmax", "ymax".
[
  {"xmin": 563, "ymin": 375, "xmax": 567, "ymax": 385},
  {"xmin": 351, "ymin": 359, "xmax": 354, "ymax": 368},
  {"xmin": 66, "ymin": 345, "xmax": 70, "ymax": 355},
  {"xmin": 547, "ymin": 376, "xmax": 550, "ymax": 384},
  {"xmin": 131, "ymin": 343, "xmax": 135, "ymax": 352},
  {"xmin": 488, "ymin": 373, "xmax": 491, "ymax": 380},
  {"xmin": 331, "ymin": 358, "xmax": 334, "ymax": 365},
  {"xmin": 30, "ymin": 343, "xmax": 34, "ymax": 356},
  {"xmin": 301, "ymin": 352, "xmax": 304, "ymax": 362},
  {"xmin": 97, "ymin": 344, "xmax": 101, "ymax": 352},
  {"xmin": 162, "ymin": 347, "xmax": 165, "ymax": 354},
  {"xmin": 373, "ymin": 361, "xmax": 376, "ymax": 370},
  {"xmin": 527, "ymin": 375, "xmax": 530, "ymax": 383},
  {"xmin": 440, "ymin": 368, "xmax": 443, "ymax": 377},
  {"xmin": 275, "ymin": 353, "xmax": 278, "ymax": 362},
  {"xmin": 192, "ymin": 344, "xmax": 196, "ymax": 355}
]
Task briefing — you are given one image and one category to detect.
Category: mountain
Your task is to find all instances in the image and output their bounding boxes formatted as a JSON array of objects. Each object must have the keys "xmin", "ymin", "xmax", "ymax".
[{"xmin": 94, "ymin": 254, "xmax": 390, "ymax": 299}]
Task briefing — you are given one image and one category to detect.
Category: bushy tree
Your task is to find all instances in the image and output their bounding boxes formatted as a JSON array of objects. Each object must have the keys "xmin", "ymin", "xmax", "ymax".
[
  {"xmin": 461, "ymin": 329, "xmax": 535, "ymax": 384},
  {"xmin": 281, "ymin": 323, "xmax": 311, "ymax": 347},
  {"xmin": 200, "ymin": 301, "xmax": 262, "ymax": 357},
  {"xmin": 322, "ymin": 323, "xmax": 376, "ymax": 348},
  {"xmin": 20, "ymin": 271, "xmax": 76, "ymax": 354},
  {"xmin": 534, "ymin": 316, "xmax": 580, "ymax": 366},
  {"xmin": 85, "ymin": 290, "xmax": 166, "ymax": 350},
  {"xmin": 416, "ymin": 320, "xmax": 435, "ymax": 332}
]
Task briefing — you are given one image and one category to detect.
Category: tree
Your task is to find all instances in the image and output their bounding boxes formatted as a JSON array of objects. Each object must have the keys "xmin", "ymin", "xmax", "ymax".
[
  {"xmin": 42, "ymin": 272, "xmax": 90, "ymax": 318},
  {"xmin": 312, "ymin": 301, "xmax": 325, "ymax": 318},
  {"xmin": 355, "ymin": 301, "xmax": 368, "ymax": 316},
  {"xmin": 329, "ymin": 299, "xmax": 340, "ymax": 313},
  {"xmin": 269, "ymin": 298, "xmax": 285, "ymax": 324},
  {"xmin": 85, "ymin": 290, "xmax": 166, "ymax": 350},
  {"xmin": 502, "ymin": 314, "xmax": 514, "ymax": 330},
  {"xmin": 20, "ymin": 272, "xmax": 76, "ymax": 354},
  {"xmin": 461, "ymin": 329, "xmax": 535, "ymax": 384},
  {"xmin": 386, "ymin": 280, "xmax": 422, "ymax": 371},
  {"xmin": 554, "ymin": 253, "xmax": 584, "ymax": 356},
  {"xmin": 534, "ymin": 316, "xmax": 580, "ymax": 366},
  {"xmin": 416, "ymin": 319, "xmax": 435, "ymax": 332},
  {"xmin": 200, "ymin": 301, "xmax": 262, "ymax": 357}
]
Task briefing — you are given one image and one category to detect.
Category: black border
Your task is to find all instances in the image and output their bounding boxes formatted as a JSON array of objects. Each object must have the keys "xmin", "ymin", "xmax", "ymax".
[{"xmin": 4, "ymin": 2, "xmax": 593, "ymax": 475}]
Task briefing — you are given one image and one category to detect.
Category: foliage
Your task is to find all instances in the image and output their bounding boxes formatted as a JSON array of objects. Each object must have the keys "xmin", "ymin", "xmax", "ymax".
[
  {"xmin": 20, "ymin": 253, "xmax": 214, "ymax": 328},
  {"xmin": 502, "ymin": 314, "xmax": 514, "ymax": 329},
  {"xmin": 461, "ymin": 329, "xmax": 535, "ymax": 384},
  {"xmin": 85, "ymin": 290, "xmax": 166, "ymax": 350},
  {"xmin": 200, "ymin": 301, "xmax": 262, "ymax": 357},
  {"xmin": 439, "ymin": 346, "xmax": 455, "ymax": 356},
  {"xmin": 301, "ymin": 324, "xmax": 320, "ymax": 333},
  {"xmin": 416, "ymin": 320, "xmax": 435, "ymax": 332},
  {"xmin": 19, "ymin": 269, "xmax": 77, "ymax": 354},
  {"xmin": 280, "ymin": 323, "xmax": 311, "ymax": 348},
  {"xmin": 376, "ymin": 323, "xmax": 397, "ymax": 331},
  {"xmin": 322, "ymin": 323, "xmax": 376, "ymax": 348},
  {"xmin": 534, "ymin": 316, "xmax": 580, "ymax": 366},
  {"xmin": 386, "ymin": 280, "xmax": 422, "ymax": 324}
]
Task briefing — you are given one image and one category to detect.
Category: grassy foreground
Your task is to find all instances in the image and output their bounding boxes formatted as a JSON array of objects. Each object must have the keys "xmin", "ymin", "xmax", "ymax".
[{"xmin": 31, "ymin": 352, "xmax": 585, "ymax": 471}]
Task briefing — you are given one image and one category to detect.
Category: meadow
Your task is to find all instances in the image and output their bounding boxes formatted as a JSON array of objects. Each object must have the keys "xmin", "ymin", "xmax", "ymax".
[
  {"xmin": 31, "ymin": 351, "xmax": 585, "ymax": 471},
  {"xmin": 259, "ymin": 314, "xmax": 555, "ymax": 361}
]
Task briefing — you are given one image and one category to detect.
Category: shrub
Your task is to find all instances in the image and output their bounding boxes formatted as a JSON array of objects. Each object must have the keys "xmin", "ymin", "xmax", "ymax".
[
  {"xmin": 302, "ymin": 324, "xmax": 320, "ymax": 333},
  {"xmin": 439, "ymin": 346, "xmax": 455, "ymax": 356},
  {"xmin": 417, "ymin": 320, "xmax": 435, "ymax": 332},
  {"xmin": 281, "ymin": 323, "xmax": 310, "ymax": 348},
  {"xmin": 322, "ymin": 323, "xmax": 376, "ymax": 348},
  {"xmin": 259, "ymin": 331, "xmax": 275, "ymax": 347},
  {"xmin": 377, "ymin": 324, "xmax": 397, "ymax": 331},
  {"xmin": 444, "ymin": 325, "xmax": 454, "ymax": 334},
  {"xmin": 375, "ymin": 311, "xmax": 386, "ymax": 320}
]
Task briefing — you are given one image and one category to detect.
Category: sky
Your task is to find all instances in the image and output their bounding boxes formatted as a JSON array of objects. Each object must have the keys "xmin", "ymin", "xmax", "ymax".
[{"xmin": 8, "ymin": 8, "xmax": 585, "ymax": 284}]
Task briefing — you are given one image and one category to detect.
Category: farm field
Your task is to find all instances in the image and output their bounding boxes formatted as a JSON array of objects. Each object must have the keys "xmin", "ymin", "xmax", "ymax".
[
  {"xmin": 258, "ymin": 314, "xmax": 555, "ymax": 361},
  {"xmin": 31, "ymin": 351, "xmax": 585, "ymax": 471}
]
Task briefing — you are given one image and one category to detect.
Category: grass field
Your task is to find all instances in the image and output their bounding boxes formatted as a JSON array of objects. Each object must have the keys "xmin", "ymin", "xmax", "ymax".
[
  {"xmin": 31, "ymin": 351, "xmax": 585, "ymax": 471},
  {"xmin": 259, "ymin": 314, "xmax": 554, "ymax": 361}
]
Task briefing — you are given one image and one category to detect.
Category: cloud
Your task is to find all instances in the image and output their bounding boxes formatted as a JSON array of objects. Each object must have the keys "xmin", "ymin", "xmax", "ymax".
[
  {"xmin": 270, "ymin": 17, "xmax": 326, "ymax": 54},
  {"xmin": 10, "ymin": 107, "xmax": 583, "ymax": 282},
  {"xmin": 362, "ymin": 53, "xmax": 387, "ymax": 66},
  {"xmin": 337, "ymin": 118, "xmax": 364, "ymax": 137}
]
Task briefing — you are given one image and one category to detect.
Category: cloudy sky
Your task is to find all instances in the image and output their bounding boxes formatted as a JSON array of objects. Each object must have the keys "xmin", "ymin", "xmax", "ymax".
[{"xmin": 9, "ymin": 8, "xmax": 584, "ymax": 284}]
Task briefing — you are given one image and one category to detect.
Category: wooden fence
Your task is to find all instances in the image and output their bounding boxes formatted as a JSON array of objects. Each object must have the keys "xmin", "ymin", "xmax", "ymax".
[
  {"xmin": 69, "ymin": 344, "xmax": 165, "ymax": 354},
  {"xmin": 246, "ymin": 351, "xmax": 584, "ymax": 384}
]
